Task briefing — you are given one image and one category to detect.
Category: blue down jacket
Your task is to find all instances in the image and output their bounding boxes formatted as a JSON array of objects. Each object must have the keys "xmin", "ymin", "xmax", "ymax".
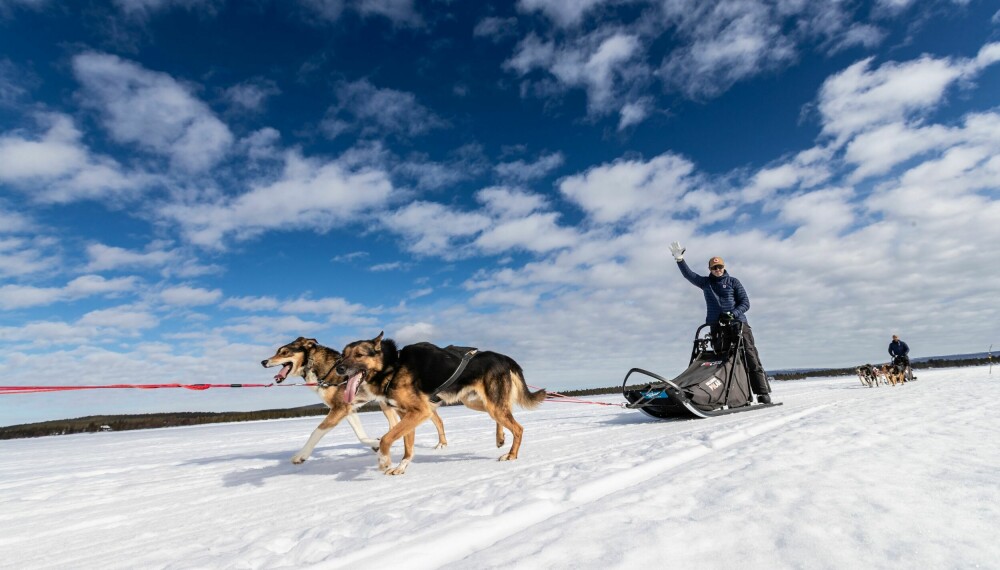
[
  {"xmin": 889, "ymin": 340, "xmax": 910, "ymax": 358},
  {"xmin": 676, "ymin": 259, "xmax": 750, "ymax": 324}
]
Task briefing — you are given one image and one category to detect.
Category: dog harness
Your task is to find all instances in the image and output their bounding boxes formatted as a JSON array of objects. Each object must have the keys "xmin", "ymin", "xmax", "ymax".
[{"xmin": 429, "ymin": 346, "xmax": 478, "ymax": 404}]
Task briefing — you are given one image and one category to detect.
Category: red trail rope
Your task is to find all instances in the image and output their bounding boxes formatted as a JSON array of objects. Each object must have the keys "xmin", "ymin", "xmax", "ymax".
[
  {"xmin": 530, "ymin": 385, "xmax": 624, "ymax": 407},
  {"xmin": 0, "ymin": 382, "xmax": 325, "ymax": 395}
]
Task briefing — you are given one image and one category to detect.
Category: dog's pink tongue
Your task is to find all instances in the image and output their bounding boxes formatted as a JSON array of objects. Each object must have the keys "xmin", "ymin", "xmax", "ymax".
[
  {"xmin": 343, "ymin": 373, "xmax": 362, "ymax": 404},
  {"xmin": 274, "ymin": 363, "xmax": 292, "ymax": 382}
]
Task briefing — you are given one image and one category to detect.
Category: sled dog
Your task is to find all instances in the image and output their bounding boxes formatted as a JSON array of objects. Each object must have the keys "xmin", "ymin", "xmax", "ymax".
[
  {"xmin": 261, "ymin": 337, "xmax": 448, "ymax": 464},
  {"xmin": 859, "ymin": 364, "xmax": 881, "ymax": 387},
  {"xmin": 854, "ymin": 364, "xmax": 875, "ymax": 388},
  {"xmin": 336, "ymin": 332, "xmax": 546, "ymax": 475},
  {"xmin": 886, "ymin": 362, "xmax": 907, "ymax": 386}
]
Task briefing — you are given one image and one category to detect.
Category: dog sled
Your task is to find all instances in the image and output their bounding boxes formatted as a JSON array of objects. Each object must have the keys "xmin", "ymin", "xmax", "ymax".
[{"xmin": 622, "ymin": 322, "xmax": 782, "ymax": 419}]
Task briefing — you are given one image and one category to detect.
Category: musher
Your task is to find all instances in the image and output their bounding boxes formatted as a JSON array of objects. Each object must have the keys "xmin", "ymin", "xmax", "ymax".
[{"xmin": 669, "ymin": 241, "xmax": 772, "ymax": 404}]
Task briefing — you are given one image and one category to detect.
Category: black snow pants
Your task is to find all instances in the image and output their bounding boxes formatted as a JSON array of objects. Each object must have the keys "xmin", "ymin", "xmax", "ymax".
[{"xmin": 713, "ymin": 322, "xmax": 770, "ymax": 395}]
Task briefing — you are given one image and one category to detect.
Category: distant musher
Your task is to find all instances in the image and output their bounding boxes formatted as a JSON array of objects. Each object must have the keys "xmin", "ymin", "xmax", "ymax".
[
  {"xmin": 669, "ymin": 242, "xmax": 772, "ymax": 404},
  {"xmin": 889, "ymin": 334, "xmax": 912, "ymax": 370}
]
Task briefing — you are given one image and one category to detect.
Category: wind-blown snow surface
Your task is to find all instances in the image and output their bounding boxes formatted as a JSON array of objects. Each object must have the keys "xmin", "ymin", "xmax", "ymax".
[{"xmin": 2, "ymin": 366, "xmax": 998, "ymax": 569}]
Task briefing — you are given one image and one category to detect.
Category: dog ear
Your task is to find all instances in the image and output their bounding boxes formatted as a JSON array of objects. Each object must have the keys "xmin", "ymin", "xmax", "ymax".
[
  {"xmin": 303, "ymin": 338, "xmax": 317, "ymax": 349},
  {"xmin": 373, "ymin": 331, "xmax": 384, "ymax": 351}
]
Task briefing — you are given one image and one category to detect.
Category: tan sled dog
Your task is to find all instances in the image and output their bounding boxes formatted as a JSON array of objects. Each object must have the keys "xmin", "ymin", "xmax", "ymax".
[
  {"xmin": 337, "ymin": 332, "xmax": 546, "ymax": 475},
  {"xmin": 261, "ymin": 337, "xmax": 448, "ymax": 464}
]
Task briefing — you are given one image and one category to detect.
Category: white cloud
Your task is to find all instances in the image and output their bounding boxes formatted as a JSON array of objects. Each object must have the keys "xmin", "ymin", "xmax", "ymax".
[
  {"xmin": 843, "ymin": 122, "xmax": 954, "ymax": 180},
  {"xmin": 300, "ymin": 0, "xmax": 421, "ymax": 26},
  {"xmin": 494, "ymin": 152, "xmax": 565, "ymax": 182},
  {"xmin": 159, "ymin": 149, "xmax": 395, "ymax": 247},
  {"xmin": 84, "ymin": 243, "xmax": 178, "ymax": 272},
  {"xmin": 508, "ymin": 31, "xmax": 646, "ymax": 117},
  {"xmin": 618, "ymin": 97, "xmax": 652, "ymax": 130},
  {"xmin": 283, "ymin": 297, "xmax": 367, "ymax": 315},
  {"xmin": 370, "ymin": 262, "xmax": 406, "ymax": 272},
  {"xmin": 817, "ymin": 44, "xmax": 1000, "ymax": 144},
  {"xmin": 0, "ymin": 275, "xmax": 138, "ymax": 310},
  {"xmin": 473, "ymin": 16, "xmax": 519, "ymax": 42},
  {"xmin": 393, "ymin": 157, "xmax": 474, "ymax": 190},
  {"xmin": 0, "ymin": 321, "xmax": 99, "ymax": 345},
  {"xmin": 78, "ymin": 306, "xmax": 158, "ymax": 330},
  {"xmin": 393, "ymin": 321, "xmax": 436, "ymax": 345},
  {"xmin": 159, "ymin": 285, "xmax": 221, "ymax": 306},
  {"xmin": 0, "ymin": 118, "xmax": 90, "ymax": 182},
  {"xmin": 322, "ymin": 79, "xmax": 447, "ymax": 140},
  {"xmin": 476, "ymin": 186, "xmax": 549, "ymax": 217},
  {"xmin": 0, "ymin": 210, "xmax": 32, "ymax": 234},
  {"xmin": 559, "ymin": 152, "xmax": 696, "ymax": 224},
  {"xmin": 0, "ymin": 113, "xmax": 149, "ymax": 203},
  {"xmin": 381, "ymin": 201, "xmax": 492, "ymax": 257},
  {"xmin": 505, "ymin": 33, "xmax": 555, "ymax": 75},
  {"xmin": 355, "ymin": 0, "xmax": 421, "ymax": 26},
  {"xmin": 830, "ymin": 24, "xmax": 885, "ymax": 53},
  {"xmin": 659, "ymin": 2, "xmax": 795, "ymax": 99},
  {"xmin": 218, "ymin": 315, "xmax": 329, "ymax": 339},
  {"xmin": 474, "ymin": 212, "xmax": 579, "ymax": 254},
  {"xmin": 111, "ymin": 0, "xmax": 221, "ymax": 20},
  {"xmin": 778, "ymin": 187, "xmax": 857, "ymax": 238},
  {"xmin": 66, "ymin": 275, "xmax": 138, "ymax": 296},
  {"xmin": 222, "ymin": 295, "xmax": 367, "ymax": 319},
  {"xmin": 0, "ymin": 237, "xmax": 58, "ymax": 278},
  {"xmin": 239, "ymin": 127, "xmax": 282, "ymax": 162},
  {"xmin": 742, "ymin": 146, "xmax": 834, "ymax": 202},
  {"xmin": 223, "ymin": 78, "xmax": 280, "ymax": 113},
  {"xmin": 73, "ymin": 52, "xmax": 233, "ymax": 172},
  {"xmin": 0, "ymin": 58, "xmax": 32, "ymax": 107},
  {"xmin": 517, "ymin": 0, "xmax": 608, "ymax": 28},
  {"xmin": 222, "ymin": 296, "xmax": 280, "ymax": 312},
  {"xmin": 503, "ymin": 0, "xmax": 892, "ymax": 115},
  {"xmin": 379, "ymin": 187, "xmax": 579, "ymax": 258}
]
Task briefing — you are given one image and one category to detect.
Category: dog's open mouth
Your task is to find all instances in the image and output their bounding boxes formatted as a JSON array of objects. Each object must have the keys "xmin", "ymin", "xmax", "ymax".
[
  {"xmin": 274, "ymin": 363, "xmax": 293, "ymax": 383},
  {"xmin": 343, "ymin": 371, "xmax": 364, "ymax": 404}
]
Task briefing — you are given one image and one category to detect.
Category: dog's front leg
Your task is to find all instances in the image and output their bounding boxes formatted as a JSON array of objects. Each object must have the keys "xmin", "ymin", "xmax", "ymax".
[
  {"xmin": 377, "ymin": 410, "xmax": 430, "ymax": 475},
  {"xmin": 344, "ymin": 411, "xmax": 379, "ymax": 448},
  {"xmin": 387, "ymin": 429, "xmax": 417, "ymax": 476},
  {"xmin": 293, "ymin": 407, "xmax": 350, "ymax": 464}
]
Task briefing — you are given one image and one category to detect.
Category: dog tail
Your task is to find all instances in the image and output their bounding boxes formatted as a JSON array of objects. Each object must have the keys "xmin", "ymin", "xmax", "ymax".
[{"xmin": 510, "ymin": 367, "xmax": 546, "ymax": 409}]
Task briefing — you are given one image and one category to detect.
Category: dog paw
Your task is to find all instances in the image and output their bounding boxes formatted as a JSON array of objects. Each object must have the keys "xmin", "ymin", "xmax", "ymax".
[
  {"xmin": 433, "ymin": 442, "xmax": 447, "ymax": 450},
  {"xmin": 496, "ymin": 438, "xmax": 505, "ymax": 448},
  {"xmin": 377, "ymin": 454, "xmax": 392, "ymax": 472},
  {"xmin": 385, "ymin": 459, "xmax": 411, "ymax": 475},
  {"xmin": 498, "ymin": 453, "xmax": 517, "ymax": 462},
  {"xmin": 291, "ymin": 455, "xmax": 307, "ymax": 464}
]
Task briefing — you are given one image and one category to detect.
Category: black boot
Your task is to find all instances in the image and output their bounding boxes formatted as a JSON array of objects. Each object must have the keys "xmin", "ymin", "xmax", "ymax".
[{"xmin": 757, "ymin": 393, "xmax": 772, "ymax": 404}]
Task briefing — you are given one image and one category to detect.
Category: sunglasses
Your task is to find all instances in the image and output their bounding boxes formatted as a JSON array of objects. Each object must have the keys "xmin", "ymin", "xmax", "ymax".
[{"xmin": 710, "ymin": 265, "xmax": 725, "ymax": 270}]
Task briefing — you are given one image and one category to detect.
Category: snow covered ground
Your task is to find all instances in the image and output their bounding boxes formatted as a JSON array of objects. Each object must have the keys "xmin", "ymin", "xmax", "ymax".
[{"xmin": 1, "ymin": 366, "xmax": 998, "ymax": 570}]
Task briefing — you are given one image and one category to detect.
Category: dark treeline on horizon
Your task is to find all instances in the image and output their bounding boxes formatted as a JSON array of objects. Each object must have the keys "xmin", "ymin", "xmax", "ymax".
[{"xmin": 1, "ymin": 357, "xmax": 991, "ymax": 440}]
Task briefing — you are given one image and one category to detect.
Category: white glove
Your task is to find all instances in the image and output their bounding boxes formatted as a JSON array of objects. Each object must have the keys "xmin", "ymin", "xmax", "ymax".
[{"xmin": 669, "ymin": 241, "xmax": 685, "ymax": 261}]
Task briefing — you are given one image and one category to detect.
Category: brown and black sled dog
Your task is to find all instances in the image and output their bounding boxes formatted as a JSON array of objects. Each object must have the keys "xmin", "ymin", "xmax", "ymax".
[
  {"xmin": 337, "ymin": 332, "xmax": 546, "ymax": 475},
  {"xmin": 261, "ymin": 337, "xmax": 448, "ymax": 464}
]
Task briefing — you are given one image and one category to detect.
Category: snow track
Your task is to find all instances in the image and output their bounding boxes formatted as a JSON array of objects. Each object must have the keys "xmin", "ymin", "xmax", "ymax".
[
  {"xmin": 2, "ymin": 368, "xmax": 998, "ymax": 569},
  {"xmin": 333, "ymin": 405, "xmax": 826, "ymax": 569}
]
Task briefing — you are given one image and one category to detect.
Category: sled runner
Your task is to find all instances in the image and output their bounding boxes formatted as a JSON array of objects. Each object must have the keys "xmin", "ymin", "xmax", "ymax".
[{"xmin": 622, "ymin": 322, "xmax": 782, "ymax": 419}]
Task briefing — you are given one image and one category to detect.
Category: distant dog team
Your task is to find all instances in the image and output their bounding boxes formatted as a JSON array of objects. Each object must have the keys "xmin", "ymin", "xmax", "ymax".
[
  {"xmin": 855, "ymin": 362, "xmax": 911, "ymax": 388},
  {"xmin": 263, "ymin": 333, "xmax": 545, "ymax": 475}
]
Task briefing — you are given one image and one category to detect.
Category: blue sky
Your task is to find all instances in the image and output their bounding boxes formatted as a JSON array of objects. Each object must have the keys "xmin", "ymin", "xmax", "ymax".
[{"xmin": 1, "ymin": 0, "xmax": 998, "ymax": 425}]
